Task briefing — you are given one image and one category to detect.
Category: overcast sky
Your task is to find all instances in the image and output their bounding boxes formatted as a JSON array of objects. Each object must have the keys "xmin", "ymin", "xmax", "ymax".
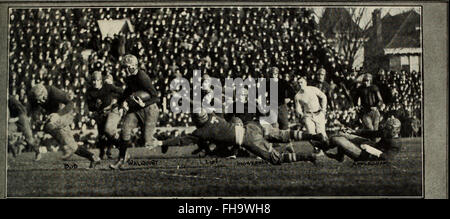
[{"xmin": 310, "ymin": 7, "xmax": 421, "ymax": 28}]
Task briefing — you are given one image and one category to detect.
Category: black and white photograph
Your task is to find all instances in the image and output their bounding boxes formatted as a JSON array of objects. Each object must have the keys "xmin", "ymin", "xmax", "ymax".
[{"xmin": 1, "ymin": 1, "xmax": 447, "ymax": 200}]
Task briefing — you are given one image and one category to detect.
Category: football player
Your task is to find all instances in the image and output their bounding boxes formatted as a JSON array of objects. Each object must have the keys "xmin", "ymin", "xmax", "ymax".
[
  {"xmin": 270, "ymin": 67, "xmax": 296, "ymax": 130},
  {"xmin": 8, "ymin": 95, "xmax": 40, "ymax": 160},
  {"xmin": 85, "ymin": 71, "xmax": 123, "ymax": 160},
  {"xmin": 294, "ymin": 77, "xmax": 328, "ymax": 154},
  {"xmin": 110, "ymin": 54, "xmax": 160, "ymax": 170},
  {"xmin": 353, "ymin": 73, "xmax": 384, "ymax": 131},
  {"xmin": 294, "ymin": 77, "xmax": 328, "ymax": 136},
  {"xmin": 29, "ymin": 84, "xmax": 101, "ymax": 168},
  {"xmin": 155, "ymin": 109, "xmax": 329, "ymax": 165},
  {"xmin": 322, "ymin": 117, "xmax": 402, "ymax": 162}
]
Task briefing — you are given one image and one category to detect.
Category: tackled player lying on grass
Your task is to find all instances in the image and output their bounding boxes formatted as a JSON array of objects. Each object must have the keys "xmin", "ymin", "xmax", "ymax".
[
  {"xmin": 186, "ymin": 117, "xmax": 298, "ymax": 159},
  {"xmin": 317, "ymin": 117, "xmax": 403, "ymax": 163},
  {"xmin": 154, "ymin": 109, "xmax": 329, "ymax": 165}
]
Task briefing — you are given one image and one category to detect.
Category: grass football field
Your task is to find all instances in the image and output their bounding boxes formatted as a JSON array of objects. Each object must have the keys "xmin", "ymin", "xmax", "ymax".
[{"xmin": 7, "ymin": 138, "xmax": 422, "ymax": 197}]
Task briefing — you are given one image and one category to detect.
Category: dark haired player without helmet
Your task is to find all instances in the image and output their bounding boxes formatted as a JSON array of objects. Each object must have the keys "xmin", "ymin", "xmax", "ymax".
[
  {"xmin": 29, "ymin": 84, "xmax": 101, "ymax": 168},
  {"xmin": 353, "ymin": 73, "xmax": 385, "ymax": 131},
  {"xmin": 321, "ymin": 117, "xmax": 402, "ymax": 163},
  {"xmin": 85, "ymin": 71, "xmax": 123, "ymax": 160},
  {"xmin": 154, "ymin": 109, "xmax": 329, "ymax": 165},
  {"xmin": 270, "ymin": 67, "xmax": 296, "ymax": 130},
  {"xmin": 110, "ymin": 54, "xmax": 160, "ymax": 170}
]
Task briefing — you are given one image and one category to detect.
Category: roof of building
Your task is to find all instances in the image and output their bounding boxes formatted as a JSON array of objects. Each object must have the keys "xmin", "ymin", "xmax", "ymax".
[
  {"xmin": 369, "ymin": 10, "xmax": 421, "ymax": 49},
  {"xmin": 384, "ymin": 10, "xmax": 421, "ymax": 49},
  {"xmin": 318, "ymin": 8, "xmax": 363, "ymax": 39}
]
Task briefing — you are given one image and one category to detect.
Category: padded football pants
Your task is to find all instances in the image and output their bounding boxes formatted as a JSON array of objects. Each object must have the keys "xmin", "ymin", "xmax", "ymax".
[
  {"xmin": 9, "ymin": 113, "xmax": 38, "ymax": 152},
  {"xmin": 44, "ymin": 113, "xmax": 79, "ymax": 153},
  {"xmin": 362, "ymin": 108, "xmax": 381, "ymax": 131},
  {"xmin": 121, "ymin": 103, "xmax": 159, "ymax": 146},
  {"xmin": 95, "ymin": 108, "xmax": 122, "ymax": 156}
]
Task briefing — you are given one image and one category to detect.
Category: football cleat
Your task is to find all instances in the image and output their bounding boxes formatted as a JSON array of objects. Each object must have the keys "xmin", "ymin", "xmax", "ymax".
[
  {"xmin": 308, "ymin": 153, "xmax": 318, "ymax": 165},
  {"xmin": 161, "ymin": 145, "xmax": 169, "ymax": 154},
  {"xmin": 313, "ymin": 147, "xmax": 325, "ymax": 157},
  {"xmin": 109, "ymin": 159, "xmax": 125, "ymax": 170},
  {"xmin": 89, "ymin": 156, "xmax": 101, "ymax": 169},
  {"xmin": 11, "ymin": 146, "xmax": 18, "ymax": 158},
  {"xmin": 34, "ymin": 151, "xmax": 42, "ymax": 162},
  {"xmin": 106, "ymin": 149, "xmax": 113, "ymax": 159},
  {"xmin": 226, "ymin": 155, "xmax": 237, "ymax": 159},
  {"xmin": 124, "ymin": 152, "xmax": 131, "ymax": 163}
]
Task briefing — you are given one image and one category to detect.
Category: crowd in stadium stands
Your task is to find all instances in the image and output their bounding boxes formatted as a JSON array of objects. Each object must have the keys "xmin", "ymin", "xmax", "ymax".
[{"xmin": 8, "ymin": 8, "xmax": 422, "ymax": 145}]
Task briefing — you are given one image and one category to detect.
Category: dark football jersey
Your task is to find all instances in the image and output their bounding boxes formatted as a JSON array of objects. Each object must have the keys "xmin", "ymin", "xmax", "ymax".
[
  {"xmin": 163, "ymin": 114, "xmax": 236, "ymax": 146},
  {"xmin": 224, "ymin": 100, "xmax": 267, "ymax": 125},
  {"xmin": 120, "ymin": 70, "xmax": 159, "ymax": 106},
  {"xmin": 357, "ymin": 130, "xmax": 402, "ymax": 161},
  {"xmin": 86, "ymin": 84, "xmax": 123, "ymax": 113},
  {"xmin": 375, "ymin": 138, "xmax": 402, "ymax": 161},
  {"xmin": 354, "ymin": 85, "xmax": 382, "ymax": 110},
  {"xmin": 32, "ymin": 86, "xmax": 73, "ymax": 115}
]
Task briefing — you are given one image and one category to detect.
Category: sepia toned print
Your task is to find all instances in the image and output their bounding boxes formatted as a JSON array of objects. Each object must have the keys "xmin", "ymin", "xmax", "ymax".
[{"xmin": 4, "ymin": 5, "xmax": 430, "ymax": 198}]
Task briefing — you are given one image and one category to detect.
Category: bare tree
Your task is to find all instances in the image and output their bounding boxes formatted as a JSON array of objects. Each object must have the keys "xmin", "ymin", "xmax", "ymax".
[
  {"xmin": 318, "ymin": 7, "xmax": 374, "ymax": 69},
  {"xmin": 339, "ymin": 8, "xmax": 372, "ymax": 69}
]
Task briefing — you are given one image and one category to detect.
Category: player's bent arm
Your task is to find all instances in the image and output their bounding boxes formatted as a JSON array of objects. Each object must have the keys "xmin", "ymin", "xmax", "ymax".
[
  {"xmin": 56, "ymin": 102, "xmax": 74, "ymax": 116},
  {"xmin": 50, "ymin": 87, "xmax": 74, "ymax": 115},
  {"xmin": 9, "ymin": 117, "xmax": 19, "ymax": 123},
  {"xmin": 315, "ymin": 88, "xmax": 328, "ymax": 112},
  {"xmin": 108, "ymin": 84, "xmax": 125, "ymax": 96}
]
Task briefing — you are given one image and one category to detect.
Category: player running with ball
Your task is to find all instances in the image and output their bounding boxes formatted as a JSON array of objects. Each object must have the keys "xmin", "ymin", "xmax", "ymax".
[{"xmin": 110, "ymin": 54, "xmax": 160, "ymax": 170}]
